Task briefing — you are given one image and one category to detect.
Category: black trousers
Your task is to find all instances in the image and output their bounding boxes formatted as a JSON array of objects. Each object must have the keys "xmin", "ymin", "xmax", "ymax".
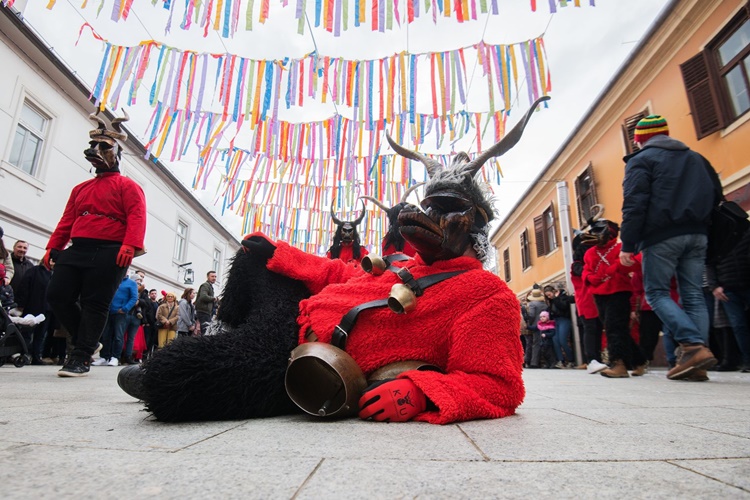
[
  {"xmin": 47, "ymin": 242, "xmax": 126, "ymax": 361},
  {"xmin": 582, "ymin": 316, "xmax": 603, "ymax": 363},
  {"xmin": 638, "ymin": 310, "xmax": 662, "ymax": 361},
  {"xmin": 594, "ymin": 292, "xmax": 646, "ymax": 368}
]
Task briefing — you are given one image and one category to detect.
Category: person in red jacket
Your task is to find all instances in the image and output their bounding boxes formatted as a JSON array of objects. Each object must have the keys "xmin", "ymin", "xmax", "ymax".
[
  {"xmin": 45, "ymin": 110, "xmax": 146, "ymax": 378},
  {"xmin": 582, "ymin": 220, "xmax": 646, "ymax": 378},
  {"xmin": 117, "ymin": 96, "xmax": 549, "ymax": 424},
  {"xmin": 325, "ymin": 201, "xmax": 369, "ymax": 265},
  {"xmin": 570, "ymin": 232, "xmax": 606, "ymax": 373}
]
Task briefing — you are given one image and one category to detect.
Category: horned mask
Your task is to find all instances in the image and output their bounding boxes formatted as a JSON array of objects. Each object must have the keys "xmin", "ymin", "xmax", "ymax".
[
  {"xmin": 328, "ymin": 200, "xmax": 367, "ymax": 260},
  {"xmin": 360, "ymin": 182, "xmax": 424, "ymax": 255},
  {"xmin": 84, "ymin": 109, "xmax": 129, "ymax": 173},
  {"xmin": 387, "ymin": 96, "xmax": 549, "ymax": 264}
]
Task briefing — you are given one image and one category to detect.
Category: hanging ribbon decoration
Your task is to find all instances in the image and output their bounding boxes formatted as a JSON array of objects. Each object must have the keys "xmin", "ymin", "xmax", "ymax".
[{"xmin": 13, "ymin": 0, "xmax": 594, "ymax": 37}]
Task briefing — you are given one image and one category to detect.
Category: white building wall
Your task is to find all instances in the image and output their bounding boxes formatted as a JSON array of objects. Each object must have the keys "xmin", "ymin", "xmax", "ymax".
[{"xmin": 0, "ymin": 10, "xmax": 238, "ymax": 297}]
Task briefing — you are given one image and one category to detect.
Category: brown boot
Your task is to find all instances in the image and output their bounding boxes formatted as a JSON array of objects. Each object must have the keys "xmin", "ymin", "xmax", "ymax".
[
  {"xmin": 684, "ymin": 368, "xmax": 709, "ymax": 382},
  {"xmin": 600, "ymin": 360, "xmax": 629, "ymax": 378},
  {"xmin": 667, "ymin": 344, "xmax": 717, "ymax": 380},
  {"xmin": 631, "ymin": 362, "xmax": 649, "ymax": 376}
]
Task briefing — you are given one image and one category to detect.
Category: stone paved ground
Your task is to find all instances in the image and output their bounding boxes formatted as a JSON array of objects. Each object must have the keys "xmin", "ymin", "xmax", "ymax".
[{"xmin": 1, "ymin": 364, "xmax": 749, "ymax": 499}]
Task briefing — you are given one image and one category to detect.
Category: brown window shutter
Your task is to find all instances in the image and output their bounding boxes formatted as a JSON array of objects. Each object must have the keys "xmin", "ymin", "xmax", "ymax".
[
  {"xmin": 680, "ymin": 52, "xmax": 723, "ymax": 139},
  {"xmin": 534, "ymin": 215, "xmax": 546, "ymax": 257},
  {"xmin": 503, "ymin": 248, "xmax": 511, "ymax": 282}
]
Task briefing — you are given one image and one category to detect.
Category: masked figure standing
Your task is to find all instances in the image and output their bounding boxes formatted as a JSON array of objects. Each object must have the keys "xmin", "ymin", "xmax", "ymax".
[{"xmin": 45, "ymin": 110, "xmax": 147, "ymax": 377}]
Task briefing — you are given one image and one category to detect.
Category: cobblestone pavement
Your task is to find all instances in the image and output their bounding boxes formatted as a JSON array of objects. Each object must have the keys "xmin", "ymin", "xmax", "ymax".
[{"xmin": 1, "ymin": 365, "xmax": 749, "ymax": 499}]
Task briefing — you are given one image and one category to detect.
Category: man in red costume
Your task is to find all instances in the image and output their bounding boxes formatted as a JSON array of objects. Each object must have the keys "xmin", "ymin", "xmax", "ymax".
[
  {"xmin": 45, "ymin": 110, "xmax": 146, "ymax": 377},
  {"xmin": 326, "ymin": 200, "xmax": 369, "ymax": 265},
  {"xmin": 117, "ymin": 97, "xmax": 548, "ymax": 424}
]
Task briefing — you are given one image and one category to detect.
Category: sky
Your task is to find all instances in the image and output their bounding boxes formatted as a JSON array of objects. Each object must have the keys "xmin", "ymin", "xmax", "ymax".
[{"xmin": 17, "ymin": 0, "xmax": 671, "ymax": 246}]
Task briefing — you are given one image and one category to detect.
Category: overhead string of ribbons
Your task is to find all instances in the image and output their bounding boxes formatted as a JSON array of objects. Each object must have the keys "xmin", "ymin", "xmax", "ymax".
[
  {"xmin": 87, "ymin": 31, "xmax": 550, "ymax": 145},
  {"xmin": 0, "ymin": 0, "xmax": 593, "ymax": 36}
]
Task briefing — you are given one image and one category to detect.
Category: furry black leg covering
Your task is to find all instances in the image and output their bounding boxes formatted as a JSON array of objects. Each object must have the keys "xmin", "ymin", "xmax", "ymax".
[{"xmin": 141, "ymin": 250, "xmax": 311, "ymax": 422}]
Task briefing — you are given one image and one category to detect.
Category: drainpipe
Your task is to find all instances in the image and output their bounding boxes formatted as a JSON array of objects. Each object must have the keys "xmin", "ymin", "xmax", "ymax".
[{"xmin": 556, "ymin": 181, "xmax": 582, "ymax": 366}]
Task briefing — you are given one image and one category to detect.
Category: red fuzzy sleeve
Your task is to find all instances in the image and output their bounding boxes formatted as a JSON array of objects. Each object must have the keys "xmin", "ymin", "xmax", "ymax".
[
  {"xmin": 47, "ymin": 185, "xmax": 81, "ymax": 250},
  {"xmin": 400, "ymin": 282, "xmax": 525, "ymax": 424},
  {"xmin": 267, "ymin": 241, "xmax": 365, "ymax": 295},
  {"xmin": 121, "ymin": 177, "xmax": 147, "ymax": 250}
]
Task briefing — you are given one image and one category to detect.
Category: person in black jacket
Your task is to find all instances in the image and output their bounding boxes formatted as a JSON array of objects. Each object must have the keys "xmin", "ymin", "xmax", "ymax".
[
  {"xmin": 619, "ymin": 115, "xmax": 719, "ymax": 381},
  {"xmin": 14, "ymin": 262, "xmax": 53, "ymax": 364},
  {"xmin": 706, "ymin": 230, "xmax": 750, "ymax": 372}
]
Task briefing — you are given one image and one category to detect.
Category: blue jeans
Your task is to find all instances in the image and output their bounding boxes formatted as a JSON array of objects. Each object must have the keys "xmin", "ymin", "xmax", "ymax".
[
  {"xmin": 552, "ymin": 316, "xmax": 573, "ymax": 363},
  {"xmin": 122, "ymin": 314, "xmax": 141, "ymax": 359},
  {"xmin": 101, "ymin": 312, "xmax": 127, "ymax": 360},
  {"xmin": 719, "ymin": 290, "xmax": 750, "ymax": 366},
  {"xmin": 642, "ymin": 234, "xmax": 709, "ymax": 345}
]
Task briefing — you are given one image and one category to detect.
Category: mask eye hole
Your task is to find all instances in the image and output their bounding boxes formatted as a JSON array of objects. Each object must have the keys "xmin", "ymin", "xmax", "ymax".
[
  {"xmin": 90, "ymin": 140, "xmax": 113, "ymax": 150},
  {"xmin": 421, "ymin": 196, "xmax": 473, "ymax": 215}
]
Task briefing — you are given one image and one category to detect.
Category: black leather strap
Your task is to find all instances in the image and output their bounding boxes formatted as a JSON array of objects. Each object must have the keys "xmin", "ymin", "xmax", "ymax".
[
  {"xmin": 330, "ymin": 269, "xmax": 467, "ymax": 350},
  {"xmin": 332, "ymin": 299, "xmax": 389, "ymax": 349}
]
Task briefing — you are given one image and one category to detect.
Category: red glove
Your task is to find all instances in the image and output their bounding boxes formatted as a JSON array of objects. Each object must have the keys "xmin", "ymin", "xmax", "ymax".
[
  {"xmin": 116, "ymin": 244, "xmax": 135, "ymax": 268},
  {"xmin": 358, "ymin": 378, "xmax": 427, "ymax": 422},
  {"xmin": 42, "ymin": 249, "xmax": 54, "ymax": 270}
]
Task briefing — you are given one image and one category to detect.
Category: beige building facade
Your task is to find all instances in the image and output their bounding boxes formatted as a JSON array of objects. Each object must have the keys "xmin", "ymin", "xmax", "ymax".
[{"xmin": 492, "ymin": 0, "xmax": 750, "ymax": 299}]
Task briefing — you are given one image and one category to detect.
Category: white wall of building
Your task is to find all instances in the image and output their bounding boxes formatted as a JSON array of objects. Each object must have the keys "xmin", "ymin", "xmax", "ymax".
[{"xmin": 0, "ymin": 8, "xmax": 239, "ymax": 297}]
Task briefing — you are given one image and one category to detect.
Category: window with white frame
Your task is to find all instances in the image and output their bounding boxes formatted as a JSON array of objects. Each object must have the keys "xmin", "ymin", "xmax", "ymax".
[
  {"xmin": 174, "ymin": 220, "xmax": 188, "ymax": 262},
  {"xmin": 681, "ymin": 4, "xmax": 750, "ymax": 138},
  {"xmin": 212, "ymin": 247, "xmax": 222, "ymax": 277},
  {"xmin": 534, "ymin": 204, "xmax": 558, "ymax": 257},
  {"xmin": 9, "ymin": 100, "xmax": 49, "ymax": 176}
]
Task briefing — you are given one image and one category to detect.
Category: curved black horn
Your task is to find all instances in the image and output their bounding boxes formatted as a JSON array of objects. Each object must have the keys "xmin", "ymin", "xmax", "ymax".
[
  {"xmin": 330, "ymin": 201, "xmax": 343, "ymax": 226},
  {"xmin": 463, "ymin": 96, "xmax": 550, "ymax": 176},
  {"xmin": 352, "ymin": 199, "xmax": 366, "ymax": 226},
  {"xmin": 89, "ymin": 110, "xmax": 106, "ymax": 130},
  {"xmin": 385, "ymin": 133, "xmax": 444, "ymax": 178},
  {"xmin": 360, "ymin": 196, "xmax": 389, "ymax": 212},
  {"xmin": 111, "ymin": 108, "xmax": 130, "ymax": 132},
  {"xmin": 400, "ymin": 182, "xmax": 425, "ymax": 204}
]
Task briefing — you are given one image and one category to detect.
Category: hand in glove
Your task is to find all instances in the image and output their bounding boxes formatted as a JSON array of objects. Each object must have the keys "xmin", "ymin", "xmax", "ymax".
[
  {"xmin": 116, "ymin": 244, "xmax": 135, "ymax": 268},
  {"xmin": 241, "ymin": 232, "xmax": 276, "ymax": 261},
  {"xmin": 358, "ymin": 378, "xmax": 426, "ymax": 422},
  {"xmin": 42, "ymin": 249, "xmax": 59, "ymax": 270}
]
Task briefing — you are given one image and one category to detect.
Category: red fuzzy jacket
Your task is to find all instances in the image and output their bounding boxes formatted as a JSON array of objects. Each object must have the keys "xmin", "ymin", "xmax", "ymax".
[
  {"xmin": 47, "ymin": 172, "xmax": 146, "ymax": 251},
  {"xmin": 582, "ymin": 239, "xmax": 632, "ymax": 296},
  {"xmin": 267, "ymin": 241, "xmax": 525, "ymax": 424},
  {"xmin": 570, "ymin": 272, "xmax": 598, "ymax": 319}
]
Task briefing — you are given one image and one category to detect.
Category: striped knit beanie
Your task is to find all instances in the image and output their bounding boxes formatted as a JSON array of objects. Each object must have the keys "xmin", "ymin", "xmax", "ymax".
[{"xmin": 634, "ymin": 115, "xmax": 669, "ymax": 144}]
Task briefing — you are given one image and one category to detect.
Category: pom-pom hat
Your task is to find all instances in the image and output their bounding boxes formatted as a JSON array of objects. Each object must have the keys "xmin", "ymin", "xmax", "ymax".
[{"xmin": 634, "ymin": 115, "xmax": 669, "ymax": 144}]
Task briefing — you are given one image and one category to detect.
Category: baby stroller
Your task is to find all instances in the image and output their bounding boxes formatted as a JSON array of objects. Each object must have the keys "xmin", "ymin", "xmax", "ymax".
[{"xmin": 0, "ymin": 306, "xmax": 30, "ymax": 367}]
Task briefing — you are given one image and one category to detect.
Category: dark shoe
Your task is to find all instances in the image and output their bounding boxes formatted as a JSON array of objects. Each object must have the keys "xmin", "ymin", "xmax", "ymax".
[
  {"xmin": 601, "ymin": 360, "xmax": 629, "ymax": 378},
  {"xmin": 31, "ymin": 358, "xmax": 45, "ymax": 366},
  {"xmin": 117, "ymin": 365, "xmax": 146, "ymax": 400},
  {"xmin": 741, "ymin": 365, "xmax": 750, "ymax": 373},
  {"xmin": 57, "ymin": 358, "xmax": 91, "ymax": 378},
  {"xmin": 714, "ymin": 364, "xmax": 739, "ymax": 372},
  {"xmin": 667, "ymin": 344, "xmax": 717, "ymax": 380},
  {"xmin": 684, "ymin": 368, "xmax": 709, "ymax": 382}
]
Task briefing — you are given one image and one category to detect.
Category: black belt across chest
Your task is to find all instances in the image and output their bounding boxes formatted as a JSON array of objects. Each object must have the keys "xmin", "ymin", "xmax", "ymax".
[{"xmin": 330, "ymin": 268, "xmax": 466, "ymax": 350}]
